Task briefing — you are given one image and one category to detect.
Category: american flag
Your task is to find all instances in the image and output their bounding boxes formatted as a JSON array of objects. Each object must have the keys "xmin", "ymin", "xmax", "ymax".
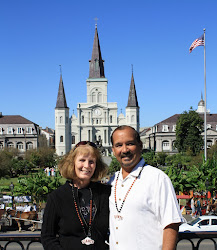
[{"xmin": 189, "ymin": 34, "xmax": 204, "ymax": 53}]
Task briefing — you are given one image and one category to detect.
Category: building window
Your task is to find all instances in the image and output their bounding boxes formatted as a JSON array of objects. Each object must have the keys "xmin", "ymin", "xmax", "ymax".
[
  {"xmin": 66, "ymin": 117, "xmax": 68, "ymax": 124},
  {"xmin": 162, "ymin": 141, "xmax": 170, "ymax": 151},
  {"xmin": 7, "ymin": 142, "xmax": 14, "ymax": 148},
  {"xmin": 17, "ymin": 127, "xmax": 23, "ymax": 134},
  {"xmin": 26, "ymin": 127, "xmax": 32, "ymax": 134},
  {"xmin": 17, "ymin": 142, "xmax": 24, "ymax": 150},
  {"xmin": 8, "ymin": 127, "xmax": 13, "ymax": 134},
  {"xmin": 92, "ymin": 92, "xmax": 96, "ymax": 102},
  {"xmin": 162, "ymin": 125, "xmax": 169, "ymax": 132},
  {"xmin": 0, "ymin": 142, "xmax": 3, "ymax": 149},
  {"xmin": 207, "ymin": 124, "xmax": 211, "ymax": 129},
  {"xmin": 72, "ymin": 136, "xmax": 75, "ymax": 144},
  {"xmin": 207, "ymin": 140, "xmax": 213, "ymax": 148},
  {"xmin": 26, "ymin": 142, "xmax": 33, "ymax": 150},
  {"xmin": 82, "ymin": 116, "xmax": 84, "ymax": 123},
  {"xmin": 110, "ymin": 115, "xmax": 112, "ymax": 123},
  {"xmin": 0, "ymin": 127, "xmax": 3, "ymax": 134},
  {"xmin": 98, "ymin": 92, "xmax": 102, "ymax": 102},
  {"xmin": 131, "ymin": 115, "xmax": 135, "ymax": 123},
  {"xmin": 172, "ymin": 125, "xmax": 176, "ymax": 132},
  {"xmin": 60, "ymin": 136, "xmax": 63, "ymax": 142},
  {"xmin": 60, "ymin": 116, "xmax": 63, "ymax": 123},
  {"xmin": 172, "ymin": 141, "xmax": 177, "ymax": 151}
]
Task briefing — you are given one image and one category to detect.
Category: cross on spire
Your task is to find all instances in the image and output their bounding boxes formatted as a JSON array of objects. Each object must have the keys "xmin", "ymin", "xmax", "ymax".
[
  {"xmin": 94, "ymin": 17, "xmax": 98, "ymax": 28},
  {"xmin": 59, "ymin": 65, "xmax": 62, "ymax": 75}
]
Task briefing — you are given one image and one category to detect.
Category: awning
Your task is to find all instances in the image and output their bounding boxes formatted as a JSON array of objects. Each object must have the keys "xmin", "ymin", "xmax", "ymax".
[{"xmin": 176, "ymin": 195, "xmax": 191, "ymax": 199}]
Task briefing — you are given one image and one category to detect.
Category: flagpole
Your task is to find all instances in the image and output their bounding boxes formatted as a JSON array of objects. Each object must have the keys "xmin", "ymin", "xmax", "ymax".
[{"xmin": 204, "ymin": 28, "xmax": 207, "ymax": 161}]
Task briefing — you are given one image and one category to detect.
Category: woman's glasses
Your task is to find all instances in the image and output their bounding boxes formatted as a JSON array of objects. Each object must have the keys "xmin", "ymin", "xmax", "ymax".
[{"xmin": 73, "ymin": 141, "xmax": 97, "ymax": 152}]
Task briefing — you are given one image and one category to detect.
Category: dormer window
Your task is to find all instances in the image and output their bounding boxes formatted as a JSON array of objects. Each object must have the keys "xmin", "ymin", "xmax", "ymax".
[
  {"xmin": 17, "ymin": 127, "xmax": 23, "ymax": 134},
  {"xmin": 172, "ymin": 125, "xmax": 176, "ymax": 132},
  {"xmin": 207, "ymin": 124, "xmax": 211, "ymax": 129},
  {"xmin": 162, "ymin": 125, "xmax": 169, "ymax": 132},
  {"xmin": 8, "ymin": 127, "xmax": 13, "ymax": 134},
  {"xmin": 0, "ymin": 127, "xmax": 3, "ymax": 134},
  {"xmin": 26, "ymin": 127, "xmax": 32, "ymax": 134}
]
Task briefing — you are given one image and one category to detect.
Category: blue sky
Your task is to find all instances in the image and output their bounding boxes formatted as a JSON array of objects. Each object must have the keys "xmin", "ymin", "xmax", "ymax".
[{"xmin": 1, "ymin": 0, "xmax": 217, "ymax": 129}]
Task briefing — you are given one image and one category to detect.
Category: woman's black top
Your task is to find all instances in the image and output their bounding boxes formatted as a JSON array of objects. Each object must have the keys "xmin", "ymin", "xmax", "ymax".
[{"xmin": 41, "ymin": 181, "xmax": 111, "ymax": 250}]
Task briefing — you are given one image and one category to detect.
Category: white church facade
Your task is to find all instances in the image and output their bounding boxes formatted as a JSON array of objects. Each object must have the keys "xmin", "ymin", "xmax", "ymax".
[{"xmin": 55, "ymin": 25, "xmax": 140, "ymax": 156}]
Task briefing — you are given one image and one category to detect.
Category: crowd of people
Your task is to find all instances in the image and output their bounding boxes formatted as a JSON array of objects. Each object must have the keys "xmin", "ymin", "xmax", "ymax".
[
  {"xmin": 44, "ymin": 166, "xmax": 56, "ymax": 177},
  {"xmin": 190, "ymin": 196, "xmax": 217, "ymax": 217}
]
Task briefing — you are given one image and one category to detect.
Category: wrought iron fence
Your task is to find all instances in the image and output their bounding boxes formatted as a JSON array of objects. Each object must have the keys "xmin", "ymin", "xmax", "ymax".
[
  {"xmin": 0, "ymin": 234, "xmax": 41, "ymax": 250},
  {"xmin": 0, "ymin": 232, "xmax": 217, "ymax": 249},
  {"xmin": 178, "ymin": 232, "xmax": 217, "ymax": 250}
]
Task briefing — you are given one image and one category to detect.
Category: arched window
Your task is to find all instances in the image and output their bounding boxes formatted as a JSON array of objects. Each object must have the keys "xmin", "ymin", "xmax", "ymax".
[
  {"xmin": 172, "ymin": 141, "xmax": 177, "ymax": 151},
  {"xmin": 131, "ymin": 115, "xmax": 135, "ymax": 122},
  {"xmin": 60, "ymin": 136, "xmax": 63, "ymax": 142},
  {"xmin": 82, "ymin": 116, "xmax": 84, "ymax": 123},
  {"xmin": 110, "ymin": 115, "xmax": 112, "ymax": 123},
  {"xmin": 26, "ymin": 142, "xmax": 33, "ymax": 150},
  {"xmin": 7, "ymin": 142, "xmax": 14, "ymax": 148},
  {"xmin": 207, "ymin": 140, "xmax": 213, "ymax": 148},
  {"xmin": 92, "ymin": 92, "xmax": 96, "ymax": 102},
  {"xmin": 72, "ymin": 136, "xmax": 75, "ymax": 144},
  {"xmin": 98, "ymin": 92, "xmax": 102, "ymax": 102},
  {"xmin": 17, "ymin": 142, "xmax": 24, "ymax": 150},
  {"xmin": 162, "ymin": 141, "xmax": 170, "ymax": 151},
  {"xmin": 60, "ymin": 116, "xmax": 63, "ymax": 123}
]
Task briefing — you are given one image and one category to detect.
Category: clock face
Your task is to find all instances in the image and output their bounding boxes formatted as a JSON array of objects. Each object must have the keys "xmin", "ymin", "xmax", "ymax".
[{"xmin": 94, "ymin": 108, "xmax": 101, "ymax": 116}]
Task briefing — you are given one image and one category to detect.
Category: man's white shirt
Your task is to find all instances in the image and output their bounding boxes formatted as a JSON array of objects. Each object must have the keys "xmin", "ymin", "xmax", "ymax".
[{"xmin": 109, "ymin": 158, "xmax": 184, "ymax": 250}]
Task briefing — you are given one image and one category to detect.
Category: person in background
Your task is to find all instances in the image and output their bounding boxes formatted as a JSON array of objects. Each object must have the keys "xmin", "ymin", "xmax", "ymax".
[
  {"xmin": 109, "ymin": 125, "xmax": 183, "ymax": 250},
  {"xmin": 41, "ymin": 141, "xmax": 110, "ymax": 250},
  {"xmin": 191, "ymin": 197, "xmax": 195, "ymax": 217}
]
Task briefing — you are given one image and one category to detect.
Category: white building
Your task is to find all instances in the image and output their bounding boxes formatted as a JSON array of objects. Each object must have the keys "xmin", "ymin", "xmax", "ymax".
[
  {"xmin": 141, "ymin": 97, "xmax": 217, "ymax": 154},
  {"xmin": 0, "ymin": 112, "xmax": 39, "ymax": 152},
  {"xmin": 55, "ymin": 25, "xmax": 140, "ymax": 156}
]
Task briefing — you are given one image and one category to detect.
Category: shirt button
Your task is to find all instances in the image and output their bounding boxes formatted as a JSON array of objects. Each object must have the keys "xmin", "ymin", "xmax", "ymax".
[
  {"xmin": 121, "ymin": 184, "xmax": 124, "ymax": 187},
  {"xmin": 116, "ymin": 242, "xmax": 118, "ymax": 244},
  {"xmin": 119, "ymin": 198, "xmax": 121, "ymax": 201},
  {"xmin": 116, "ymin": 227, "xmax": 118, "ymax": 229}
]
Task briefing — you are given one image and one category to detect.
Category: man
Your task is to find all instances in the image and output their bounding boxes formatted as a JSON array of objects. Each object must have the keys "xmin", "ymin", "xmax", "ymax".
[{"xmin": 109, "ymin": 125, "xmax": 183, "ymax": 250}]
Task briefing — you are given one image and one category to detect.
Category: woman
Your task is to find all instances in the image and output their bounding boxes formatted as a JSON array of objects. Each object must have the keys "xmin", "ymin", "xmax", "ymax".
[{"xmin": 41, "ymin": 141, "xmax": 110, "ymax": 250}]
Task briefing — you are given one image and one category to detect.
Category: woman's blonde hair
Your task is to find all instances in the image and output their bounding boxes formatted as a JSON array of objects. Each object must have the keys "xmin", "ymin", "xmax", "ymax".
[{"xmin": 58, "ymin": 143, "xmax": 108, "ymax": 182}]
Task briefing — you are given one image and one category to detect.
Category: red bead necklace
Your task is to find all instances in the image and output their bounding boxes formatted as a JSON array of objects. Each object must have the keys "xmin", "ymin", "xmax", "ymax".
[{"xmin": 71, "ymin": 183, "xmax": 93, "ymax": 241}]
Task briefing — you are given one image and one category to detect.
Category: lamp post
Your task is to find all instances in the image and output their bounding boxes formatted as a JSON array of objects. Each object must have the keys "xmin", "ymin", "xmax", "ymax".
[{"xmin": 205, "ymin": 179, "xmax": 209, "ymax": 200}]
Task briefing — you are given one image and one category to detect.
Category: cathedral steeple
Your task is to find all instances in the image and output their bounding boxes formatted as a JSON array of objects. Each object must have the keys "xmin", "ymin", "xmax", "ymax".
[
  {"xmin": 56, "ymin": 73, "xmax": 68, "ymax": 108},
  {"xmin": 127, "ymin": 72, "xmax": 139, "ymax": 107},
  {"xmin": 89, "ymin": 25, "xmax": 105, "ymax": 78}
]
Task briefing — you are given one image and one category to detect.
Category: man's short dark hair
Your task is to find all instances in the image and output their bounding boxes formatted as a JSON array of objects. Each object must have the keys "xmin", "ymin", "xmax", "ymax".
[{"xmin": 111, "ymin": 125, "xmax": 141, "ymax": 145}]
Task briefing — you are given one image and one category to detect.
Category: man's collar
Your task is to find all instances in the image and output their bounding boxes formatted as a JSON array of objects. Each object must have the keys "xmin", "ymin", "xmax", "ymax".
[{"xmin": 125, "ymin": 158, "xmax": 145, "ymax": 178}]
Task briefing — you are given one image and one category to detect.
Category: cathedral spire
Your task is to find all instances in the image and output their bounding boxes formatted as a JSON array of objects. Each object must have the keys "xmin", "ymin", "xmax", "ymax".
[
  {"xmin": 127, "ymin": 72, "xmax": 139, "ymax": 107},
  {"xmin": 89, "ymin": 25, "xmax": 105, "ymax": 78},
  {"xmin": 56, "ymin": 70, "xmax": 68, "ymax": 108}
]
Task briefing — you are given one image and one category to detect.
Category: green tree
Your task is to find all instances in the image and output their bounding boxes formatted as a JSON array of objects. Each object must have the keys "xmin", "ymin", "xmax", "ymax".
[
  {"xmin": 109, "ymin": 156, "xmax": 121, "ymax": 174},
  {"xmin": 0, "ymin": 148, "xmax": 19, "ymax": 177},
  {"xmin": 14, "ymin": 169, "xmax": 62, "ymax": 203},
  {"xmin": 175, "ymin": 108, "xmax": 204, "ymax": 155},
  {"xmin": 25, "ymin": 147, "xmax": 57, "ymax": 169}
]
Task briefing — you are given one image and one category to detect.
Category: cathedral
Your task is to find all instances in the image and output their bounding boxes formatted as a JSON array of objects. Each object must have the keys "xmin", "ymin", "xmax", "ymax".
[{"xmin": 55, "ymin": 25, "xmax": 140, "ymax": 156}]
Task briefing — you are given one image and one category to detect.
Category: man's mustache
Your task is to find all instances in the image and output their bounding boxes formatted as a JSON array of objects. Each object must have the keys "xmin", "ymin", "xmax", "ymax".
[{"xmin": 121, "ymin": 152, "xmax": 132, "ymax": 158}]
